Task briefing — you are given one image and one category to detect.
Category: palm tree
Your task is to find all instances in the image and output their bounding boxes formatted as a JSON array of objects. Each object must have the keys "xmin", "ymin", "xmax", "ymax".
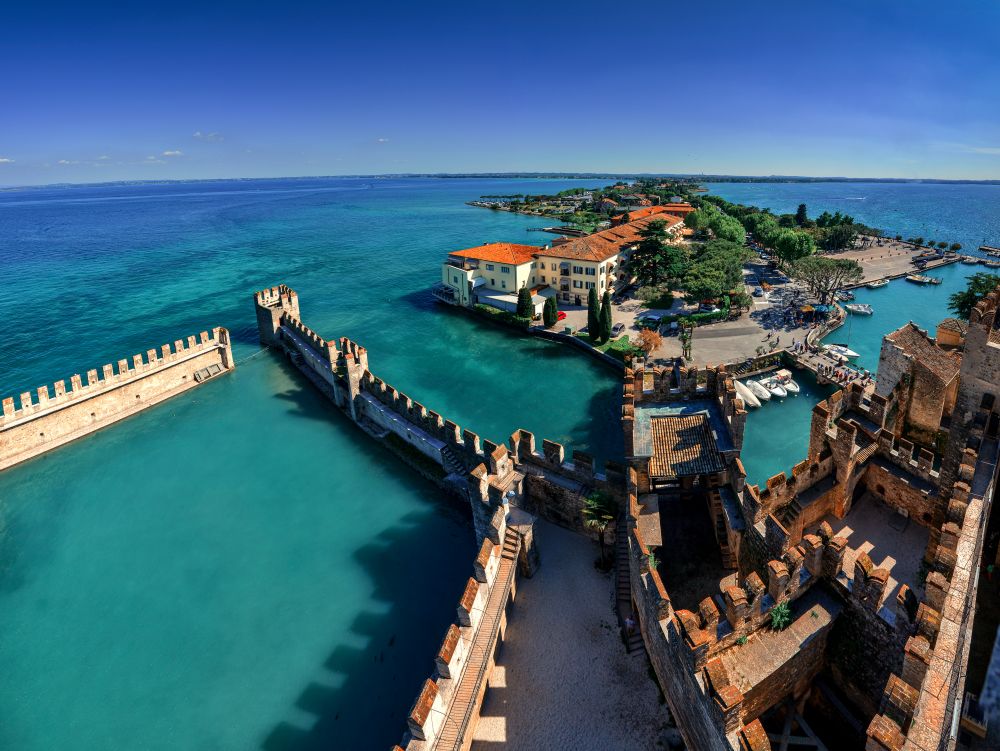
[{"xmin": 582, "ymin": 491, "xmax": 617, "ymax": 567}]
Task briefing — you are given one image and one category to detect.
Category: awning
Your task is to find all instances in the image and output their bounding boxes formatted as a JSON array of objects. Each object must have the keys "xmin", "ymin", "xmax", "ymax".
[{"xmin": 800, "ymin": 305, "xmax": 814, "ymax": 312}]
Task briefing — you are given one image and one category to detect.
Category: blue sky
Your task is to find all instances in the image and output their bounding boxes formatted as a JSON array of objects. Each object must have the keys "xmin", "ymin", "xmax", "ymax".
[{"xmin": 1, "ymin": 0, "xmax": 998, "ymax": 185}]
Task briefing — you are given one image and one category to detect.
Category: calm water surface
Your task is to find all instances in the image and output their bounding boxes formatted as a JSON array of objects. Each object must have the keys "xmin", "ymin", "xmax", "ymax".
[
  {"xmin": 1, "ymin": 178, "xmax": 997, "ymax": 748},
  {"xmin": 0, "ymin": 177, "xmax": 618, "ymax": 751}
]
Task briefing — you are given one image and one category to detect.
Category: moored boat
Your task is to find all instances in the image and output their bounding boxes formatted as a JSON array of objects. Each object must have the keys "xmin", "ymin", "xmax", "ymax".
[
  {"xmin": 845, "ymin": 303, "xmax": 873, "ymax": 315},
  {"xmin": 961, "ymin": 256, "xmax": 980, "ymax": 264},
  {"xmin": 747, "ymin": 379, "xmax": 771, "ymax": 401},
  {"xmin": 761, "ymin": 377, "xmax": 787, "ymax": 398},
  {"xmin": 906, "ymin": 274, "xmax": 941, "ymax": 285},
  {"xmin": 867, "ymin": 279, "xmax": 888, "ymax": 289},
  {"xmin": 825, "ymin": 343, "xmax": 860, "ymax": 360},
  {"xmin": 835, "ymin": 290, "xmax": 855, "ymax": 301},
  {"xmin": 986, "ymin": 260, "xmax": 1000, "ymax": 269},
  {"xmin": 734, "ymin": 379, "xmax": 761, "ymax": 408},
  {"xmin": 775, "ymin": 368, "xmax": 800, "ymax": 394}
]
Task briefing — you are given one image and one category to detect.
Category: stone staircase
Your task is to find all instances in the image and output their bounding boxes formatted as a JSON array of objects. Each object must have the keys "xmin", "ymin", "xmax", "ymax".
[
  {"xmin": 440, "ymin": 444, "xmax": 467, "ymax": 476},
  {"xmin": 501, "ymin": 528, "xmax": 519, "ymax": 562},
  {"xmin": 780, "ymin": 497, "xmax": 804, "ymax": 529},
  {"xmin": 614, "ymin": 516, "xmax": 644, "ymax": 656}
]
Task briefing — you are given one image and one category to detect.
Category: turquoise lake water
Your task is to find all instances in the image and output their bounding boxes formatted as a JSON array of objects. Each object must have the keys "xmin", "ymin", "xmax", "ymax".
[{"xmin": 1, "ymin": 177, "xmax": 998, "ymax": 748}]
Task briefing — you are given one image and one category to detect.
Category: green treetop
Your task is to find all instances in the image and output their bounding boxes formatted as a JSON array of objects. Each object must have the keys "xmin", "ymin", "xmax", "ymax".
[{"xmin": 587, "ymin": 287, "xmax": 600, "ymax": 341}]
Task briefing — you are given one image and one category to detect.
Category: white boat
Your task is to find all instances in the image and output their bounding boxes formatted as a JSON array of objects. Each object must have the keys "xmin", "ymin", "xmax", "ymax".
[
  {"xmin": 835, "ymin": 290, "xmax": 855, "ymax": 301},
  {"xmin": 775, "ymin": 368, "xmax": 800, "ymax": 394},
  {"xmin": 760, "ymin": 377, "xmax": 787, "ymax": 398},
  {"xmin": 734, "ymin": 380, "xmax": 761, "ymax": 408},
  {"xmin": 866, "ymin": 279, "xmax": 888, "ymax": 289},
  {"xmin": 961, "ymin": 256, "xmax": 980, "ymax": 265},
  {"xmin": 747, "ymin": 379, "xmax": 771, "ymax": 402},
  {"xmin": 846, "ymin": 303, "xmax": 874, "ymax": 315},
  {"xmin": 825, "ymin": 344, "xmax": 860, "ymax": 360}
]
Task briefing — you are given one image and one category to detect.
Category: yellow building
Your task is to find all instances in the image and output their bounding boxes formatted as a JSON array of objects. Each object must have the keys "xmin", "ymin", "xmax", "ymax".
[
  {"xmin": 434, "ymin": 242, "xmax": 547, "ymax": 313},
  {"xmin": 433, "ymin": 214, "xmax": 683, "ymax": 312}
]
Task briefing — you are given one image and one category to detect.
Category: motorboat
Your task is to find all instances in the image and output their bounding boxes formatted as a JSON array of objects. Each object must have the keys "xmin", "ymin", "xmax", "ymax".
[
  {"xmin": 961, "ymin": 256, "xmax": 981, "ymax": 265},
  {"xmin": 747, "ymin": 379, "xmax": 771, "ymax": 402},
  {"xmin": 906, "ymin": 274, "xmax": 941, "ymax": 285},
  {"xmin": 986, "ymin": 260, "xmax": 1000, "ymax": 269},
  {"xmin": 734, "ymin": 380, "xmax": 761, "ymax": 408},
  {"xmin": 774, "ymin": 368, "xmax": 800, "ymax": 394},
  {"xmin": 845, "ymin": 303, "xmax": 874, "ymax": 315},
  {"xmin": 866, "ymin": 279, "xmax": 889, "ymax": 289},
  {"xmin": 761, "ymin": 377, "xmax": 787, "ymax": 398},
  {"xmin": 825, "ymin": 343, "xmax": 860, "ymax": 360},
  {"xmin": 835, "ymin": 290, "xmax": 855, "ymax": 301}
]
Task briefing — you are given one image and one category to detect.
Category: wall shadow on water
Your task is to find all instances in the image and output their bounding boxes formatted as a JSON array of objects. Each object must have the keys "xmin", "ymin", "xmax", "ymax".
[{"xmin": 257, "ymin": 356, "xmax": 475, "ymax": 751}]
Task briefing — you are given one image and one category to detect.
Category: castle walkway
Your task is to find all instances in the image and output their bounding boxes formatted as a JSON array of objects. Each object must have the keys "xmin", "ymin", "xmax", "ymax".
[{"xmin": 471, "ymin": 521, "xmax": 672, "ymax": 750}]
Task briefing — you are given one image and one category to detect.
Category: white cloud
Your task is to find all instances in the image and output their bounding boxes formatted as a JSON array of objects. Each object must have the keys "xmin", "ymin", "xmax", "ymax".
[
  {"xmin": 375, "ymin": 137, "xmax": 390, "ymax": 143},
  {"xmin": 57, "ymin": 159, "xmax": 80, "ymax": 165},
  {"xmin": 0, "ymin": 157, "xmax": 13, "ymax": 164},
  {"xmin": 162, "ymin": 150, "xmax": 183, "ymax": 157},
  {"xmin": 97, "ymin": 155, "xmax": 110, "ymax": 160},
  {"xmin": 193, "ymin": 131, "xmax": 224, "ymax": 142},
  {"xmin": 143, "ymin": 156, "xmax": 166, "ymax": 164}
]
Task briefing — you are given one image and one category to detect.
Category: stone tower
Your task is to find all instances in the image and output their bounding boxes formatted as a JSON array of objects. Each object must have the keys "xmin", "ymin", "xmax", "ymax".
[{"xmin": 253, "ymin": 285, "xmax": 300, "ymax": 347}]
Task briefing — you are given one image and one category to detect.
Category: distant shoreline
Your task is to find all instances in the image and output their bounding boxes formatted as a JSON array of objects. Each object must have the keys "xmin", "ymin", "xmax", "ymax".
[{"xmin": 3, "ymin": 172, "xmax": 1000, "ymax": 193}]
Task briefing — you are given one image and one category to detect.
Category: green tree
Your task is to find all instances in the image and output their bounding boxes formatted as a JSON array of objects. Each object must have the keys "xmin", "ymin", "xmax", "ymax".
[
  {"xmin": 582, "ymin": 490, "xmax": 617, "ymax": 568},
  {"xmin": 895, "ymin": 235, "xmax": 903, "ymax": 242},
  {"xmin": 795, "ymin": 203, "xmax": 809, "ymax": 226},
  {"xmin": 819, "ymin": 223, "xmax": 859, "ymax": 251},
  {"xmin": 937, "ymin": 241, "xmax": 949, "ymax": 249},
  {"xmin": 774, "ymin": 229, "xmax": 816, "ymax": 265},
  {"xmin": 683, "ymin": 264, "xmax": 728, "ymax": 303},
  {"xmin": 948, "ymin": 272, "xmax": 1000, "ymax": 319},
  {"xmin": 587, "ymin": 287, "xmax": 600, "ymax": 341},
  {"xmin": 599, "ymin": 291, "xmax": 613, "ymax": 342},
  {"xmin": 951, "ymin": 243, "xmax": 962, "ymax": 251},
  {"xmin": 789, "ymin": 256, "xmax": 863, "ymax": 304},
  {"xmin": 542, "ymin": 295, "xmax": 558, "ymax": 327},
  {"xmin": 628, "ymin": 219, "xmax": 670, "ymax": 286},
  {"xmin": 516, "ymin": 287, "xmax": 533, "ymax": 318}
]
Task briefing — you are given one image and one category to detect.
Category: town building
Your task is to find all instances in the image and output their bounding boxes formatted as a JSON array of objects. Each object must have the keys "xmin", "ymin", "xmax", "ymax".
[
  {"xmin": 433, "ymin": 214, "xmax": 685, "ymax": 312},
  {"xmin": 612, "ymin": 203, "xmax": 692, "ymax": 226}
]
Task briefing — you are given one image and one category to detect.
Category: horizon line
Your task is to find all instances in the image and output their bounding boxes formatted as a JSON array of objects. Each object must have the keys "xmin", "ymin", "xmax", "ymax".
[{"xmin": 3, "ymin": 171, "xmax": 1000, "ymax": 192}]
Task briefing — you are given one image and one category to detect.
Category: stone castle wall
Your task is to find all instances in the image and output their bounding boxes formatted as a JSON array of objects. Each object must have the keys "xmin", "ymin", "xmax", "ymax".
[{"xmin": 0, "ymin": 327, "xmax": 234, "ymax": 472}]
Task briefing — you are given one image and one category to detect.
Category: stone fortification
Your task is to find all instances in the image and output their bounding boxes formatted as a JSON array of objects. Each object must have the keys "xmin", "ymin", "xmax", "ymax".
[
  {"xmin": 0, "ymin": 327, "xmax": 233, "ymax": 472},
  {"xmin": 622, "ymin": 287, "xmax": 1000, "ymax": 751}
]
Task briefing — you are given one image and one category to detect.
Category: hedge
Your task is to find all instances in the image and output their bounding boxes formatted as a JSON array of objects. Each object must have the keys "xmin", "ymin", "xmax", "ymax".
[{"xmin": 473, "ymin": 304, "xmax": 531, "ymax": 330}]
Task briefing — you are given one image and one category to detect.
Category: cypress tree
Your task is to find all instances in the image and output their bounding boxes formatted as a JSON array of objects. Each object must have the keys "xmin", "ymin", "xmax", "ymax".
[
  {"xmin": 599, "ymin": 291, "xmax": 613, "ymax": 342},
  {"xmin": 516, "ymin": 287, "xmax": 534, "ymax": 319},
  {"xmin": 543, "ymin": 296, "xmax": 558, "ymax": 327},
  {"xmin": 587, "ymin": 287, "xmax": 600, "ymax": 341}
]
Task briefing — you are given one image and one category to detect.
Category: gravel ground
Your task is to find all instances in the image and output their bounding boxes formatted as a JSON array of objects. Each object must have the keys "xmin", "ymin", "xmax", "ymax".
[{"xmin": 470, "ymin": 520, "xmax": 679, "ymax": 750}]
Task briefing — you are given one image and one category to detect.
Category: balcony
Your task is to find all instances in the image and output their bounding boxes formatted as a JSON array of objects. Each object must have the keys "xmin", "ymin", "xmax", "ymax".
[
  {"xmin": 431, "ymin": 284, "xmax": 459, "ymax": 305},
  {"xmin": 446, "ymin": 257, "xmax": 478, "ymax": 271}
]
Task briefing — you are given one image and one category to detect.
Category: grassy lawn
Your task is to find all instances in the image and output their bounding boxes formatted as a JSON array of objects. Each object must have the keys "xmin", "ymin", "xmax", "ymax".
[{"xmin": 573, "ymin": 333, "xmax": 637, "ymax": 359}]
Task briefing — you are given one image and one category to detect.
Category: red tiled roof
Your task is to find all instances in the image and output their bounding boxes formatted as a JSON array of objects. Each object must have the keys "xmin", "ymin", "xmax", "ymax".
[
  {"xmin": 618, "ymin": 205, "xmax": 686, "ymax": 223},
  {"xmin": 449, "ymin": 242, "xmax": 539, "ymax": 265},
  {"xmin": 538, "ymin": 214, "xmax": 682, "ymax": 262}
]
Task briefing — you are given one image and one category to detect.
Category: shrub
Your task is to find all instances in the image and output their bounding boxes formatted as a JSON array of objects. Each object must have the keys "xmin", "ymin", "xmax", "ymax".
[
  {"xmin": 516, "ymin": 287, "xmax": 534, "ymax": 318},
  {"xmin": 770, "ymin": 602, "xmax": 792, "ymax": 631},
  {"xmin": 633, "ymin": 328, "xmax": 662, "ymax": 355},
  {"xmin": 473, "ymin": 304, "xmax": 530, "ymax": 330},
  {"xmin": 542, "ymin": 295, "xmax": 558, "ymax": 327}
]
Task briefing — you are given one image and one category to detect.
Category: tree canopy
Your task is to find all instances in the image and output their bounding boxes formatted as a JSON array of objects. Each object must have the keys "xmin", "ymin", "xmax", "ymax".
[
  {"xmin": 948, "ymin": 273, "xmax": 1000, "ymax": 319},
  {"xmin": 587, "ymin": 287, "xmax": 600, "ymax": 341},
  {"xmin": 789, "ymin": 257, "xmax": 863, "ymax": 304},
  {"xmin": 629, "ymin": 220, "xmax": 686, "ymax": 287},
  {"xmin": 774, "ymin": 229, "xmax": 815, "ymax": 265}
]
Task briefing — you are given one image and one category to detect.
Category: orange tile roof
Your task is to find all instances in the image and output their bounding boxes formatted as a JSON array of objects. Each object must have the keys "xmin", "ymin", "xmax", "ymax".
[
  {"xmin": 448, "ymin": 242, "xmax": 539, "ymax": 265},
  {"xmin": 537, "ymin": 214, "xmax": 679, "ymax": 262},
  {"xmin": 618, "ymin": 205, "xmax": 686, "ymax": 223}
]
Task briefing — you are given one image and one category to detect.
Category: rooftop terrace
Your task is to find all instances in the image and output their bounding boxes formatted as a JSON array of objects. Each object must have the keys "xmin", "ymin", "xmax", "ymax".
[{"xmin": 632, "ymin": 399, "xmax": 734, "ymax": 470}]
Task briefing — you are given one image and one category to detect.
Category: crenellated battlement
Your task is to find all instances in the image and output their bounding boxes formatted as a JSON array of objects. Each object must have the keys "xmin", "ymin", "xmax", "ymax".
[{"xmin": 0, "ymin": 327, "xmax": 233, "ymax": 472}]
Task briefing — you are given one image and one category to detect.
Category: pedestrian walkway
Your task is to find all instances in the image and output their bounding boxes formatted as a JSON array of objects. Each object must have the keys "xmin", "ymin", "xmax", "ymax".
[{"xmin": 470, "ymin": 521, "xmax": 671, "ymax": 750}]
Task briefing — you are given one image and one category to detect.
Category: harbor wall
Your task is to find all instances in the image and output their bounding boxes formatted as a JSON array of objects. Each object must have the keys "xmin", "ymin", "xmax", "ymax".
[{"xmin": 0, "ymin": 328, "xmax": 234, "ymax": 472}]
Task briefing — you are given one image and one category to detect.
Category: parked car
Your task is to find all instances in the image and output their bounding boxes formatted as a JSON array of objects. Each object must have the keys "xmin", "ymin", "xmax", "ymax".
[
  {"xmin": 611, "ymin": 322, "xmax": 625, "ymax": 336},
  {"xmin": 752, "ymin": 287, "xmax": 764, "ymax": 297},
  {"xmin": 556, "ymin": 311, "xmax": 567, "ymax": 321}
]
